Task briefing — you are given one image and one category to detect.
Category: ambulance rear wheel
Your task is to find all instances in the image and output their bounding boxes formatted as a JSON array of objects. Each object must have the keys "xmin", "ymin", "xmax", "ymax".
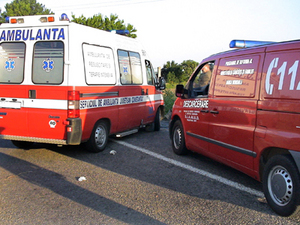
[
  {"xmin": 171, "ymin": 120, "xmax": 188, "ymax": 155},
  {"xmin": 11, "ymin": 140, "xmax": 34, "ymax": 150},
  {"xmin": 86, "ymin": 120, "xmax": 109, "ymax": 153},
  {"xmin": 263, "ymin": 154, "xmax": 300, "ymax": 217}
]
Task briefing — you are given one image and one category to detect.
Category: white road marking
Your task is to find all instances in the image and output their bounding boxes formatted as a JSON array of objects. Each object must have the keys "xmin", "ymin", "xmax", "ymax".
[{"xmin": 112, "ymin": 140, "xmax": 264, "ymax": 198}]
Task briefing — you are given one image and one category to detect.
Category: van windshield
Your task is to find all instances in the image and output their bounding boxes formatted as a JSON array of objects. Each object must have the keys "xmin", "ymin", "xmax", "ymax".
[
  {"xmin": 0, "ymin": 42, "xmax": 25, "ymax": 84},
  {"xmin": 32, "ymin": 41, "xmax": 64, "ymax": 84}
]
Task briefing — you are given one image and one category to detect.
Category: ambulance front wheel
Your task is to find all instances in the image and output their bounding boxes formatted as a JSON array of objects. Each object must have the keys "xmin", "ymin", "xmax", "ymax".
[
  {"xmin": 262, "ymin": 154, "xmax": 300, "ymax": 217},
  {"xmin": 85, "ymin": 120, "xmax": 109, "ymax": 153},
  {"xmin": 154, "ymin": 108, "xmax": 162, "ymax": 131},
  {"xmin": 171, "ymin": 120, "xmax": 188, "ymax": 155}
]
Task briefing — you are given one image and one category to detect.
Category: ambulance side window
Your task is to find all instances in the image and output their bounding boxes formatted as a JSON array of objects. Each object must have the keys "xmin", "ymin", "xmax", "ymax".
[
  {"xmin": 190, "ymin": 62, "xmax": 214, "ymax": 97},
  {"xmin": 32, "ymin": 41, "xmax": 64, "ymax": 84},
  {"xmin": 0, "ymin": 42, "xmax": 25, "ymax": 84},
  {"xmin": 118, "ymin": 50, "xmax": 142, "ymax": 85},
  {"xmin": 145, "ymin": 60, "xmax": 157, "ymax": 85}
]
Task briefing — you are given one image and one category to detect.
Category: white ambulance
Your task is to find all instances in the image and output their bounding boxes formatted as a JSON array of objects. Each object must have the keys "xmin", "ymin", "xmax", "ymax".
[{"xmin": 0, "ymin": 14, "xmax": 165, "ymax": 152}]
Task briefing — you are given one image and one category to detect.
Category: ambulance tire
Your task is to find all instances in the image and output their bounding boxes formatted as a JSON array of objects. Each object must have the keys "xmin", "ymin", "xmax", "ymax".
[
  {"xmin": 263, "ymin": 154, "xmax": 300, "ymax": 217},
  {"xmin": 171, "ymin": 120, "xmax": 188, "ymax": 155},
  {"xmin": 154, "ymin": 108, "xmax": 161, "ymax": 131},
  {"xmin": 11, "ymin": 140, "xmax": 34, "ymax": 150},
  {"xmin": 85, "ymin": 120, "xmax": 109, "ymax": 153}
]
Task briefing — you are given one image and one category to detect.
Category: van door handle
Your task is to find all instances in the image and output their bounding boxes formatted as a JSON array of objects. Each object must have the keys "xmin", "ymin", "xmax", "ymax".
[
  {"xmin": 210, "ymin": 110, "xmax": 219, "ymax": 114},
  {"xmin": 29, "ymin": 90, "xmax": 36, "ymax": 99}
]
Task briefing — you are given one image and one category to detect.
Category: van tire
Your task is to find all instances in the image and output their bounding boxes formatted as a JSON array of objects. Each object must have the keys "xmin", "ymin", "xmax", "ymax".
[
  {"xmin": 11, "ymin": 140, "xmax": 34, "ymax": 150},
  {"xmin": 85, "ymin": 120, "xmax": 109, "ymax": 153},
  {"xmin": 154, "ymin": 108, "xmax": 161, "ymax": 131},
  {"xmin": 171, "ymin": 120, "xmax": 188, "ymax": 155},
  {"xmin": 263, "ymin": 154, "xmax": 300, "ymax": 217}
]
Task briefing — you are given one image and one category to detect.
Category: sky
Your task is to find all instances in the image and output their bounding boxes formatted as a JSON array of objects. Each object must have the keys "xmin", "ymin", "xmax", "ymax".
[{"xmin": 0, "ymin": 0, "xmax": 300, "ymax": 68}]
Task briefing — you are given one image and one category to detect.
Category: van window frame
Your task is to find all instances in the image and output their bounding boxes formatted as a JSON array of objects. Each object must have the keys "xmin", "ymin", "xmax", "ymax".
[
  {"xmin": 32, "ymin": 40, "xmax": 64, "ymax": 85},
  {"xmin": 118, "ymin": 49, "xmax": 143, "ymax": 85},
  {"xmin": 0, "ymin": 42, "xmax": 26, "ymax": 84},
  {"xmin": 186, "ymin": 61, "xmax": 215, "ymax": 98},
  {"xmin": 145, "ymin": 60, "xmax": 157, "ymax": 85},
  {"xmin": 82, "ymin": 43, "xmax": 116, "ymax": 85}
]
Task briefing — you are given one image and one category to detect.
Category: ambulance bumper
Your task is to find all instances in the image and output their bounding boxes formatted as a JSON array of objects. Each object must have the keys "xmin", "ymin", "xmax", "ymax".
[{"xmin": 66, "ymin": 118, "xmax": 82, "ymax": 145}]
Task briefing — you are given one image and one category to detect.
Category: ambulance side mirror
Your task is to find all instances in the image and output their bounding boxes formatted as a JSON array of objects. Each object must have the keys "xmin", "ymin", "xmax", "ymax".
[
  {"xmin": 175, "ymin": 84, "xmax": 185, "ymax": 97},
  {"xmin": 158, "ymin": 77, "xmax": 166, "ymax": 90}
]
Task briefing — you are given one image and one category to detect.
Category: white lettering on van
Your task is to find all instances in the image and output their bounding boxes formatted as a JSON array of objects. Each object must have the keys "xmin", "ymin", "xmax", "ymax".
[
  {"xmin": 183, "ymin": 100, "xmax": 209, "ymax": 108},
  {"xmin": 265, "ymin": 57, "xmax": 300, "ymax": 95},
  {"xmin": 220, "ymin": 69, "xmax": 254, "ymax": 76},
  {"xmin": 225, "ymin": 59, "xmax": 253, "ymax": 66}
]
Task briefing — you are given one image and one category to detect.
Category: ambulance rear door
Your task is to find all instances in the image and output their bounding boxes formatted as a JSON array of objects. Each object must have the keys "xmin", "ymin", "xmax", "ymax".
[
  {"xmin": 26, "ymin": 27, "xmax": 68, "ymax": 141},
  {"xmin": 0, "ymin": 42, "xmax": 28, "ymax": 137}
]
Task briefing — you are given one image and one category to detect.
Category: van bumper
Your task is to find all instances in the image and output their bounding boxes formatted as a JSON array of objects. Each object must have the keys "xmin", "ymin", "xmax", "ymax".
[{"xmin": 66, "ymin": 118, "xmax": 82, "ymax": 145}]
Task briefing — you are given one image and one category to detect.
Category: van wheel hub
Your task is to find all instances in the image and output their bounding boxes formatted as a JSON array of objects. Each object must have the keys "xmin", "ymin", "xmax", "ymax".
[{"xmin": 268, "ymin": 166, "xmax": 293, "ymax": 206}]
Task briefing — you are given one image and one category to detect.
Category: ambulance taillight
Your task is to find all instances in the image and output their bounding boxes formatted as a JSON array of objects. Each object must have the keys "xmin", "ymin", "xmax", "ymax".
[{"xmin": 68, "ymin": 91, "xmax": 80, "ymax": 118}]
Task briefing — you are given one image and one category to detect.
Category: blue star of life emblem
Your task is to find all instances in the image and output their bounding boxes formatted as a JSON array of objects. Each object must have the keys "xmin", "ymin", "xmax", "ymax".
[
  {"xmin": 5, "ymin": 58, "xmax": 15, "ymax": 72},
  {"xmin": 123, "ymin": 66, "xmax": 128, "ymax": 74},
  {"xmin": 43, "ymin": 58, "xmax": 54, "ymax": 72}
]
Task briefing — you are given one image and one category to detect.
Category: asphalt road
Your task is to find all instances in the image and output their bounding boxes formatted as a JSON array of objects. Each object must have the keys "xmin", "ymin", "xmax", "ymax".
[{"xmin": 0, "ymin": 120, "xmax": 299, "ymax": 224}]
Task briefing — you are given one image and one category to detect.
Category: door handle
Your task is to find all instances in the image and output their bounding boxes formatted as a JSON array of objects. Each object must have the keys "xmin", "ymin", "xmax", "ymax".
[
  {"xmin": 29, "ymin": 90, "xmax": 36, "ymax": 99},
  {"xmin": 210, "ymin": 110, "xmax": 219, "ymax": 114},
  {"xmin": 200, "ymin": 110, "xmax": 209, "ymax": 113}
]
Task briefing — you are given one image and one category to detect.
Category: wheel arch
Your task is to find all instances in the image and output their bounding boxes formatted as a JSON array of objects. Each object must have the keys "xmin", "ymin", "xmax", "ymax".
[
  {"xmin": 169, "ymin": 115, "xmax": 181, "ymax": 139},
  {"xmin": 259, "ymin": 147, "xmax": 300, "ymax": 182}
]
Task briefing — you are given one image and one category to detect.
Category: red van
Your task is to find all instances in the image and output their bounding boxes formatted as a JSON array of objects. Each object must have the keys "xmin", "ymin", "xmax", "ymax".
[{"xmin": 169, "ymin": 40, "xmax": 300, "ymax": 216}]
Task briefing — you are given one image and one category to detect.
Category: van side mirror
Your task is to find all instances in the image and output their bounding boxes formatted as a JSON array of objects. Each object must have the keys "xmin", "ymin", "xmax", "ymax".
[
  {"xmin": 156, "ymin": 77, "xmax": 166, "ymax": 90},
  {"xmin": 175, "ymin": 84, "xmax": 185, "ymax": 97}
]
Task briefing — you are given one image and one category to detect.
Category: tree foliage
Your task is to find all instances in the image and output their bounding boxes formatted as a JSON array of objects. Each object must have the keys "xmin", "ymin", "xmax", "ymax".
[
  {"xmin": 0, "ymin": 0, "xmax": 53, "ymax": 22},
  {"xmin": 71, "ymin": 14, "xmax": 137, "ymax": 38},
  {"xmin": 162, "ymin": 60, "xmax": 198, "ymax": 84}
]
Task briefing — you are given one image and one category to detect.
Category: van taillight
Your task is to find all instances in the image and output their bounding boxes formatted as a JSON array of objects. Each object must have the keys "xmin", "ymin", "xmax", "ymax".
[{"xmin": 68, "ymin": 91, "xmax": 80, "ymax": 118}]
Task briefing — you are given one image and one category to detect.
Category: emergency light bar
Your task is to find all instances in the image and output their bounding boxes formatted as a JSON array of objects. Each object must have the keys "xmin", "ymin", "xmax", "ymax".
[
  {"xmin": 110, "ymin": 30, "xmax": 129, "ymax": 35},
  {"xmin": 5, "ymin": 13, "xmax": 69, "ymax": 24},
  {"xmin": 230, "ymin": 40, "xmax": 274, "ymax": 48}
]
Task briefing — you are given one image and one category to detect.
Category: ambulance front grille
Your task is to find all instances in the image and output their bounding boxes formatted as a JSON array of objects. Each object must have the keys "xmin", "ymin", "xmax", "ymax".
[{"xmin": 0, "ymin": 135, "xmax": 67, "ymax": 145}]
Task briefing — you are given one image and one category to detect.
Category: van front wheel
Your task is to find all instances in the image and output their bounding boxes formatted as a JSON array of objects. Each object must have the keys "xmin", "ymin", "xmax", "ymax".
[
  {"xmin": 263, "ymin": 155, "xmax": 300, "ymax": 217},
  {"xmin": 85, "ymin": 121, "xmax": 109, "ymax": 153},
  {"xmin": 171, "ymin": 120, "xmax": 188, "ymax": 155}
]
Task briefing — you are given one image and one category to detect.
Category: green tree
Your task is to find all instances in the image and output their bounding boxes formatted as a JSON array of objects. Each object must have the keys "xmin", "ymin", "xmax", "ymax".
[
  {"xmin": 71, "ymin": 14, "xmax": 137, "ymax": 38},
  {"xmin": 0, "ymin": 0, "xmax": 53, "ymax": 23},
  {"xmin": 181, "ymin": 60, "xmax": 199, "ymax": 81},
  {"xmin": 162, "ymin": 61, "xmax": 183, "ymax": 83}
]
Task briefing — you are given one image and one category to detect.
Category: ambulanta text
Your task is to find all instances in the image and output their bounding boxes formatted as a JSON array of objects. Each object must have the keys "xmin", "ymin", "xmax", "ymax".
[{"xmin": 0, "ymin": 28, "xmax": 65, "ymax": 41}]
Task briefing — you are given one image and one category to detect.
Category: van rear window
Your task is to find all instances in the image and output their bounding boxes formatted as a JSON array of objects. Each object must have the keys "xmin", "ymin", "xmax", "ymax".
[
  {"xmin": 118, "ymin": 50, "xmax": 142, "ymax": 85},
  {"xmin": 215, "ymin": 55, "xmax": 260, "ymax": 97},
  {"xmin": 83, "ymin": 44, "xmax": 116, "ymax": 85},
  {"xmin": 0, "ymin": 42, "xmax": 25, "ymax": 84},
  {"xmin": 32, "ymin": 41, "xmax": 64, "ymax": 84}
]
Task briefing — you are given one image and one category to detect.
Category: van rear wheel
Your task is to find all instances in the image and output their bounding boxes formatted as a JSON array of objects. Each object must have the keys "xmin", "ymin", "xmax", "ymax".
[
  {"xmin": 171, "ymin": 120, "xmax": 188, "ymax": 155},
  {"xmin": 263, "ymin": 155, "xmax": 300, "ymax": 217},
  {"xmin": 85, "ymin": 120, "xmax": 109, "ymax": 153},
  {"xmin": 11, "ymin": 140, "xmax": 34, "ymax": 149}
]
